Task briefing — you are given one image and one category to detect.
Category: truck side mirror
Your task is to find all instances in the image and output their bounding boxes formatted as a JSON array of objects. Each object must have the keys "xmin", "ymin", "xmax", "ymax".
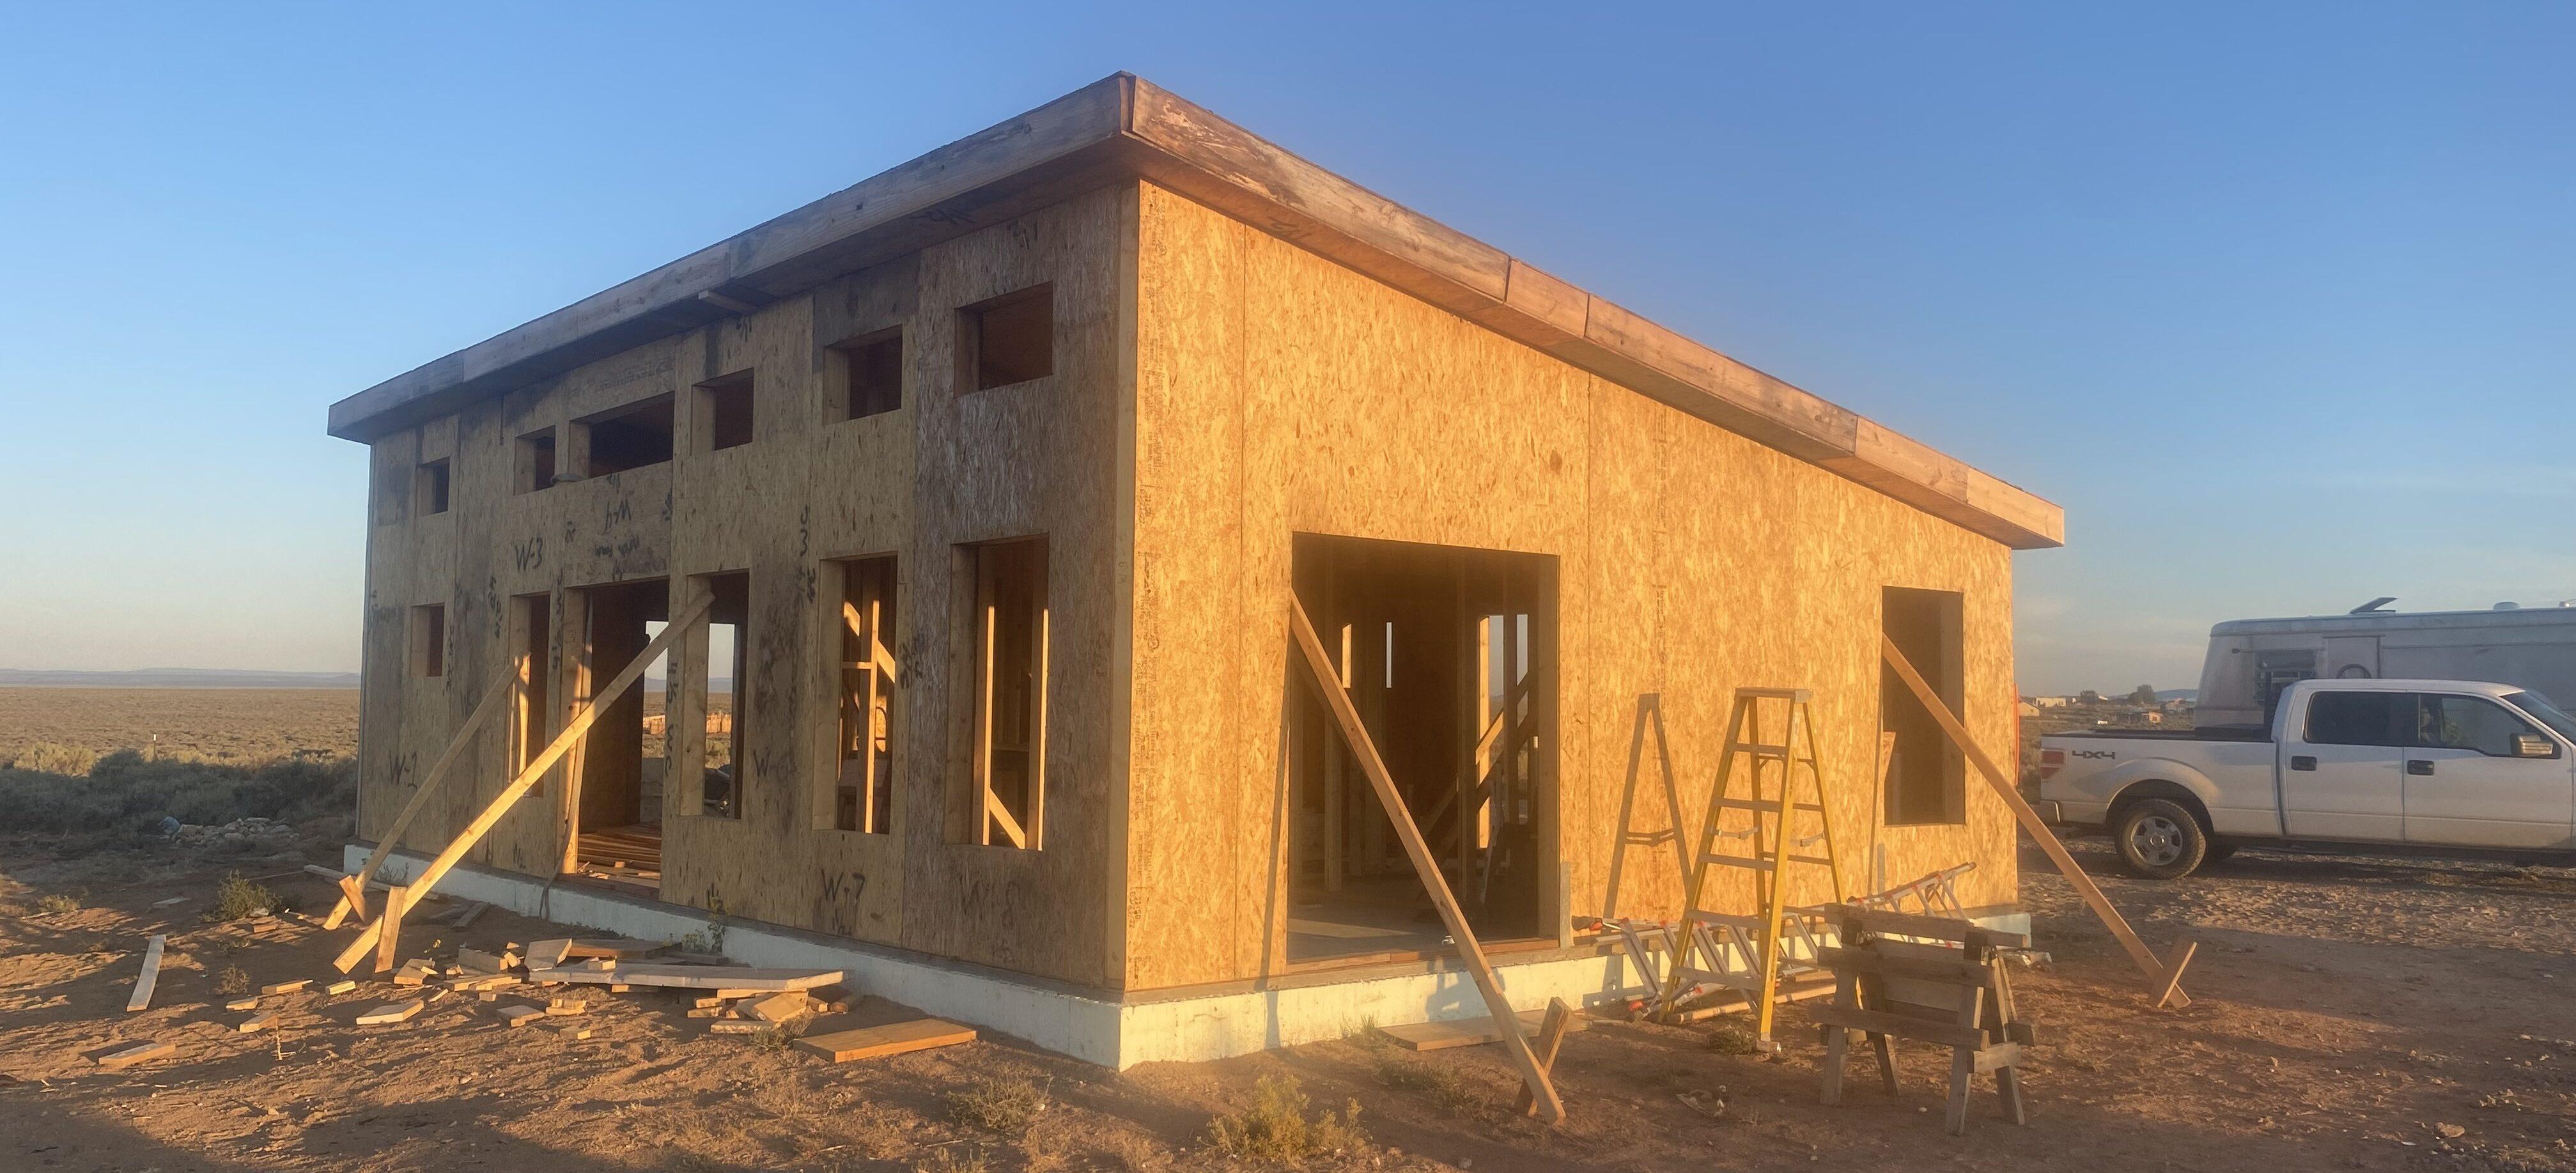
[{"xmin": 2513, "ymin": 733, "xmax": 2558, "ymax": 759}]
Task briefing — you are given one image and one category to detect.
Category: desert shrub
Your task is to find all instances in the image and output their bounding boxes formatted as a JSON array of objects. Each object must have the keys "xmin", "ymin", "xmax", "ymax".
[
  {"xmin": 915, "ymin": 1148, "xmax": 991, "ymax": 1173},
  {"xmin": 1374, "ymin": 1055, "xmax": 1482, "ymax": 1113},
  {"xmin": 947, "ymin": 1075, "xmax": 1049, "ymax": 1134},
  {"xmin": 1705, "ymin": 1022, "xmax": 1762, "ymax": 1055},
  {"xmin": 1204, "ymin": 1074, "xmax": 1367, "ymax": 1165},
  {"xmin": 215, "ymin": 965, "xmax": 251, "ymax": 995},
  {"xmin": 206, "ymin": 872, "xmax": 279, "ymax": 922},
  {"xmin": 0, "ymin": 752, "xmax": 355, "ymax": 838},
  {"xmin": 4, "ymin": 742, "xmax": 98, "ymax": 775},
  {"xmin": 31, "ymin": 893, "xmax": 80, "ymax": 917}
]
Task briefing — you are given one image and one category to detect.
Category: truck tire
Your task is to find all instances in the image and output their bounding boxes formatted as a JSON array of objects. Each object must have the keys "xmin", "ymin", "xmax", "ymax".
[{"xmin": 2113, "ymin": 798, "xmax": 2207, "ymax": 880}]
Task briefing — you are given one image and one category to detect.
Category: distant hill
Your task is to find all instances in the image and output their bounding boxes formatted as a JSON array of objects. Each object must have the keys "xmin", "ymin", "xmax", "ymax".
[{"xmin": 0, "ymin": 667, "xmax": 359, "ymax": 689}]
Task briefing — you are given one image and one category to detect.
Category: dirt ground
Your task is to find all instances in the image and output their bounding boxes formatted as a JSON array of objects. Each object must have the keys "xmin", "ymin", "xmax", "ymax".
[{"xmin": 3, "ymin": 834, "xmax": 2573, "ymax": 1172}]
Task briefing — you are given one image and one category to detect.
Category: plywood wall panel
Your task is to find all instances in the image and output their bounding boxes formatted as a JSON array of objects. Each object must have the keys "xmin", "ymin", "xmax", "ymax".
[
  {"xmin": 1126, "ymin": 183, "xmax": 2022, "ymax": 990},
  {"xmin": 354, "ymin": 190, "xmax": 1130, "ymax": 991}
]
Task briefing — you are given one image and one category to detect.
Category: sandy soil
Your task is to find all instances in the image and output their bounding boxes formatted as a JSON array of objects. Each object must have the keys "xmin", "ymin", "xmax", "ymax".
[{"xmin": 2, "ymin": 836, "xmax": 2572, "ymax": 1172}]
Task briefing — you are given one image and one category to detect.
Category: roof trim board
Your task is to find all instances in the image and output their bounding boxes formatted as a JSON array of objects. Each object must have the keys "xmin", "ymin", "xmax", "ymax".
[{"xmin": 325, "ymin": 73, "xmax": 2063, "ymax": 549}]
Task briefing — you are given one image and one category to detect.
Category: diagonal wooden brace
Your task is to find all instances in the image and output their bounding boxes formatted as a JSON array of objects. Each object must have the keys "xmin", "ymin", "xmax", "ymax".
[
  {"xmin": 1879, "ymin": 634, "xmax": 2191, "ymax": 1008},
  {"xmin": 326, "ymin": 662, "xmax": 518, "ymax": 930},
  {"xmin": 1289, "ymin": 598, "xmax": 1565, "ymax": 1124},
  {"xmin": 333, "ymin": 594, "xmax": 713, "ymax": 974}
]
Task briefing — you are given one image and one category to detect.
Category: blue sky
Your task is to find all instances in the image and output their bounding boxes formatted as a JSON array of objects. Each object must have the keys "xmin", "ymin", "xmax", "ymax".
[{"xmin": 1, "ymin": 3, "xmax": 2568, "ymax": 694}]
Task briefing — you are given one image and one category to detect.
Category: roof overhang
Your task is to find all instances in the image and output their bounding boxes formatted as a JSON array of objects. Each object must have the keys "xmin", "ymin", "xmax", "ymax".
[{"xmin": 327, "ymin": 74, "xmax": 2063, "ymax": 549}]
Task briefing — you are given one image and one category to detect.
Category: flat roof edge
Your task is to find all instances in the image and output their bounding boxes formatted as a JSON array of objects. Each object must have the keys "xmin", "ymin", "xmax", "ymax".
[{"xmin": 327, "ymin": 72, "xmax": 2065, "ymax": 550}]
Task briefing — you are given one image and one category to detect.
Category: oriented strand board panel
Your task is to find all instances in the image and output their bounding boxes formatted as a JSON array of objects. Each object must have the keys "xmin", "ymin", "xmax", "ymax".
[
  {"xmin": 1124, "ymin": 183, "xmax": 2019, "ymax": 991},
  {"xmin": 352, "ymin": 187, "xmax": 1132, "ymax": 991}
]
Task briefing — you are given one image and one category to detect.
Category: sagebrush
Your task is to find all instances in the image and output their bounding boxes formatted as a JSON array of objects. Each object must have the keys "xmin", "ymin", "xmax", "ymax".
[
  {"xmin": 0, "ymin": 751, "xmax": 355, "ymax": 839},
  {"xmin": 1204, "ymin": 1074, "xmax": 1367, "ymax": 1165},
  {"xmin": 207, "ymin": 872, "xmax": 281, "ymax": 921},
  {"xmin": 947, "ymin": 1075, "xmax": 1049, "ymax": 1134}
]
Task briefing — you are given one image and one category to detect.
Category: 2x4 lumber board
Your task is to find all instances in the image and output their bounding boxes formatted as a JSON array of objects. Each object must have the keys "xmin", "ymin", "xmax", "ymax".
[
  {"xmin": 357, "ymin": 999, "xmax": 426, "ymax": 1025},
  {"xmin": 564, "ymin": 938, "xmax": 670, "ymax": 959},
  {"xmin": 125, "ymin": 935, "xmax": 165, "ymax": 1013},
  {"xmin": 1288, "ymin": 599, "xmax": 1564, "ymax": 1123},
  {"xmin": 329, "ymin": 663, "xmax": 517, "ymax": 929},
  {"xmin": 1381, "ymin": 1007, "xmax": 1587, "ymax": 1053},
  {"xmin": 1516, "ymin": 999, "xmax": 1576, "ymax": 1117},
  {"xmin": 333, "ymin": 595, "xmax": 714, "ymax": 974},
  {"xmin": 529, "ymin": 964, "xmax": 843, "ymax": 993},
  {"xmin": 796, "ymin": 1018, "xmax": 977, "ymax": 1063},
  {"xmin": 1811, "ymin": 1004, "xmax": 1989, "ymax": 1051},
  {"xmin": 96, "ymin": 1041, "xmax": 175, "ymax": 1071},
  {"xmin": 1879, "ymin": 636, "xmax": 2186, "ymax": 1005},
  {"xmin": 744, "ymin": 991, "xmax": 810, "ymax": 1023}
]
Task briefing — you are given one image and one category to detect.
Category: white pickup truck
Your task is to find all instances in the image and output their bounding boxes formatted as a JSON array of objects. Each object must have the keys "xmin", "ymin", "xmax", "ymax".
[{"xmin": 2035, "ymin": 678, "xmax": 2576, "ymax": 878}]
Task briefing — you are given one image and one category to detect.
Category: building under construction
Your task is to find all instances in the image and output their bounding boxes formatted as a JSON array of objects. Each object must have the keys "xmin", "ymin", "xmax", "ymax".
[{"xmin": 326, "ymin": 74, "xmax": 2063, "ymax": 1066}]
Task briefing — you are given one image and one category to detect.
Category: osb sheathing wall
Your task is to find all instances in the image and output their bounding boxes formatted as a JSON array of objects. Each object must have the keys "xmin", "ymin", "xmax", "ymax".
[
  {"xmin": 357, "ymin": 184, "xmax": 1134, "ymax": 990},
  {"xmin": 1126, "ymin": 182, "xmax": 2019, "ymax": 992}
]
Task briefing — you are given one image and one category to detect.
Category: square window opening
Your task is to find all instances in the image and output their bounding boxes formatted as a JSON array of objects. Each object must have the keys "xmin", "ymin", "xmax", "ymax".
[
  {"xmin": 958, "ymin": 538, "xmax": 1046, "ymax": 848},
  {"xmin": 516, "ymin": 428, "xmax": 558, "ymax": 494},
  {"xmin": 826, "ymin": 556, "xmax": 899, "ymax": 833},
  {"xmin": 414, "ymin": 460, "xmax": 450, "ymax": 516},
  {"xmin": 836, "ymin": 329, "xmax": 904, "ymax": 421},
  {"xmin": 960, "ymin": 284, "xmax": 1053, "ymax": 392},
  {"xmin": 580, "ymin": 394, "xmax": 674, "ymax": 476},
  {"xmin": 685, "ymin": 571, "xmax": 751, "ymax": 819},
  {"xmin": 1882, "ymin": 586, "xmax": 1966, "ymax": 827},
  {"xmin": 410, "ymin": 604, "xmax": 446, "ymax": 678},
  {"xmin": 695, "ymin": 371, "xmax": 756, "ymax": 452}
]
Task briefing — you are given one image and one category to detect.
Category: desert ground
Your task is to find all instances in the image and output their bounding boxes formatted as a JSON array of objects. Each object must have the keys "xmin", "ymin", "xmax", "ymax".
[{"xmin": 3, "ymin": 689, "xmax": 2572, "ymax": 1171}]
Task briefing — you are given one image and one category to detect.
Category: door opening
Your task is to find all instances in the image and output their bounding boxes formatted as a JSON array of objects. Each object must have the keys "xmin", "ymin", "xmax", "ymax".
[{"xmin": 1285, "ymin": 534, "xmax": 1558, "ymax": 965}]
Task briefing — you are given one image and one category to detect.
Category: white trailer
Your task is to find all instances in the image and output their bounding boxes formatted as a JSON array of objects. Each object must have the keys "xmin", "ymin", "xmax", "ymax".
[{"xmin": 2195, "ymin": 602, "xmax": 2576, "ymax": 729}]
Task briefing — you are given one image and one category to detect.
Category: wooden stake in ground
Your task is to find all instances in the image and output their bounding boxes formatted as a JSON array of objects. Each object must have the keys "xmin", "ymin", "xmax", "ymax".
[
  {"xmin": 1288, "ymin": 598, "xmax": 1565, "ymax": 1124},
  {"xmin": 332, "ymin": 596, "xmax": 712, "ymax": 974},
  {"xmin": 1878, "ymin": 635, "xmax": 2193, "ymax": 1007},
  {"xmin": 1515, "ymin": 998, "xmax": 1576, "ymax": 1117},
  {"xmin": 125, "ymin": 935, "xmax": 165, "ymax": 1013}
]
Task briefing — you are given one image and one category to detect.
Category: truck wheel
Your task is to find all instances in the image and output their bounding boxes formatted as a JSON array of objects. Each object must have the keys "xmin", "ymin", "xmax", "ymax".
[{"xmin": 2113, "ymin": 798, "xmax": 2207, "ymax": 880}]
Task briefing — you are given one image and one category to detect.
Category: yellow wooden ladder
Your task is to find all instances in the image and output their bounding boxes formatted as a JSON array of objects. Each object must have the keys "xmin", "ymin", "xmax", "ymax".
[{"xmin": 1658, "ymin": 687, "xmax": 1849, "ymax": 1047}]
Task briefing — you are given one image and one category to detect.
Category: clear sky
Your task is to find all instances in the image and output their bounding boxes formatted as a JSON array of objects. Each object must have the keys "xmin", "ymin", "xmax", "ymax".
[{"xmin": 1, "ymin": 3, "xmax": 2568, "ymax": 694}]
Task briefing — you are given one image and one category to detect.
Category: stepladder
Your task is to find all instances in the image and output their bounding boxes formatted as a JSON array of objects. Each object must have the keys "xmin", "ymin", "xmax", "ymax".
[{"xmin": 1657, "ymin": 687, "xmax": 1849, "ymax": 1046}]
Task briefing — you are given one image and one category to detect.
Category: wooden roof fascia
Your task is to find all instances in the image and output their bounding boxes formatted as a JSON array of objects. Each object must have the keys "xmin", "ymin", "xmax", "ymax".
[{"xmin": 325, "ymin": 72, "xmax": 2063, "ymax": 549}]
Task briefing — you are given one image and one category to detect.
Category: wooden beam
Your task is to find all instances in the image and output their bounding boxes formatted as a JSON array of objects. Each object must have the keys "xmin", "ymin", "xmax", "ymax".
[
  {"xmin": 1516, "ymin": 998, "xmax": 1576, "ymax": 1117},
  {"xmin": 332, "ymin": 594, "xmax": 714, "ymax": 973},
  {"xmin": 327, "ymin": 662, "xmax": 516, "ymax": 929},
  {"xmin": 125, "ymin": 935, "xmax": 165, "ymax": 1013},
  {"xmin": 797, "ymin": 1018, "xmax": 976, "ymax": 1063},
  {"xmin": 1878, "ymin": 635, "xmax": 2188, "ymax": 1006},
  {"xmin": 1288, "ymin": 597, "xmax": 1564, "ymax": 1123}
]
